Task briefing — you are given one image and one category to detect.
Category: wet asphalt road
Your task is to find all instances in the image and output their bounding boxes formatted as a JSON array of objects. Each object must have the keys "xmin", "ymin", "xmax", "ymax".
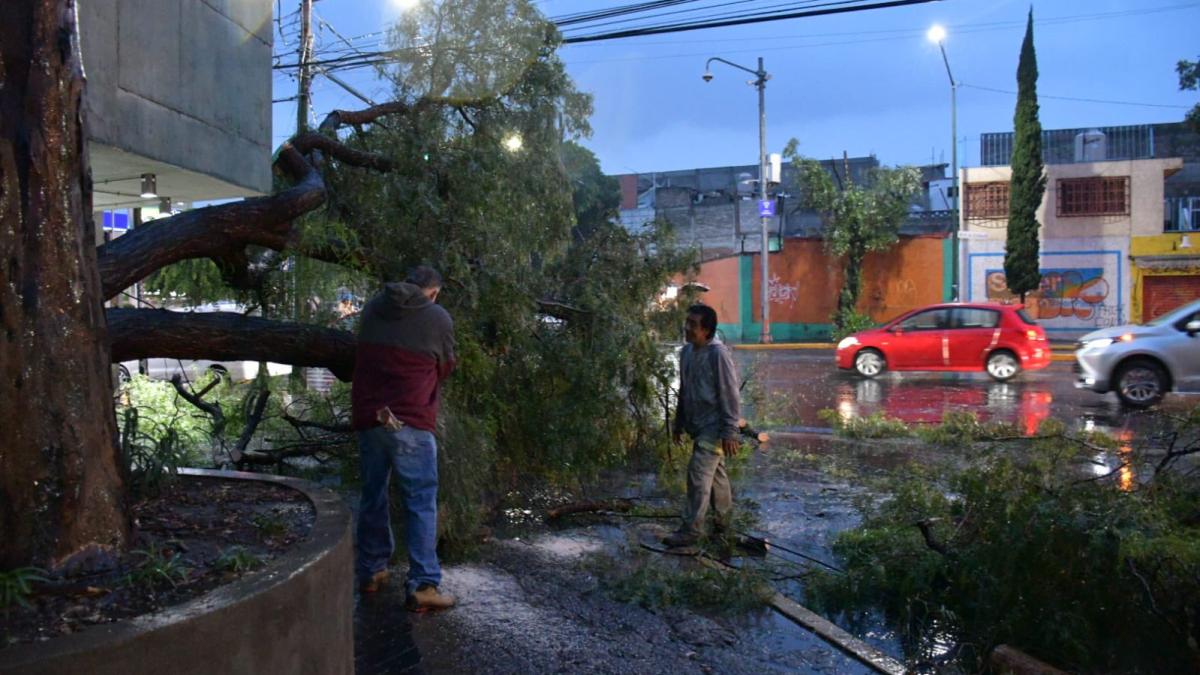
[{"xmin": 734, "ymin": 349, "xmax": 1195, "ymax": 437}]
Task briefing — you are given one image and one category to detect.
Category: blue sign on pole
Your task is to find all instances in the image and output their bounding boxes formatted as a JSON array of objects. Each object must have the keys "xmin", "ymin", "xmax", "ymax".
[
  {"xmin": 102, "ymin": 211, "xmax": 130, "ymax": 231},
  {"xmin": 757, "ymin": 199, "xmax": 776, "ymax": 217}
]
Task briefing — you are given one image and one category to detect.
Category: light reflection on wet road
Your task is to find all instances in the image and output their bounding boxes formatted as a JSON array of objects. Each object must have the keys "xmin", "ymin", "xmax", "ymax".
[{"xmin": 735, "ymin": 349, "xmax": 1195, "ymax": 437}]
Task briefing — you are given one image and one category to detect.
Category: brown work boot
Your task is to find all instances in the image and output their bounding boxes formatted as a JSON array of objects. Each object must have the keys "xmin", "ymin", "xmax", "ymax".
[
  {"xmin": 359, "ymin": 569, "xmax": 390, "ymax": 594},
  {"xmin": 406, "ymin": 583, "xmax": 456, "ymax": 612}
]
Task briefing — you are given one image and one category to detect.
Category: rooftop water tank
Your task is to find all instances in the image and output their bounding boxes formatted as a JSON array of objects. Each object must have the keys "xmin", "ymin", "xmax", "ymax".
[{"xmin": 1074, "ymin": 128, "xmax": 1106, "ymax": 162}]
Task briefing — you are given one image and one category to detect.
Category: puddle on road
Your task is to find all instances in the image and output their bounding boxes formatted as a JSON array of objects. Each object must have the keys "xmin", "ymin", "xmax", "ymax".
[{"xmin": 737, "ymin": 350, "xmax": 1193, "ymax": 438}]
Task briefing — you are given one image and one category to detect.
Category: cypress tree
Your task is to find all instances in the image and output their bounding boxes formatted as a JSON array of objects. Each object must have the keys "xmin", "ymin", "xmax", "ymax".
[{"xmin": 1004, "ymin": 9, "xmax": 1045, "ymax": 303}]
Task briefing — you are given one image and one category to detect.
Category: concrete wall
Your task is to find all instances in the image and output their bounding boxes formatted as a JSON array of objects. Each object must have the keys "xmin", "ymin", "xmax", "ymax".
[
  {"xmin": 959, "ymin": 158, "xmax": 1184, "ymax": 337},
  {"xmin": 0, "ymin": 470, "xmax": 354, "ymax": 675},
  {"xmin": 79, "ymin": 0, "xmax": 273, "ymax": 198},
  {"xmin": 961, "ymin": 157, "xmax": 1182, "ymax": 241},
  {"xmin": 1129, "ymin": 233, "xmax": 1200, "ymax": 322}
]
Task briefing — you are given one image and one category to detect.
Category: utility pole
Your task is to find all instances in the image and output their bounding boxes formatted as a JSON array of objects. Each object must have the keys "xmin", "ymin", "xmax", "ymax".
[
  {"xmin": 756, "ymin": 56, "xmax": 772, "ymax": 344},
  {"xmin": 296, "ymin": 0, "xmax": 314, "ymax": 133},
  {"xmin": 292, "ymin": 0, "xmax": 314, "ymax": 388},
  {"xmin": 703, "ymin": 56, "xmax": 772, "ymax": 343}
]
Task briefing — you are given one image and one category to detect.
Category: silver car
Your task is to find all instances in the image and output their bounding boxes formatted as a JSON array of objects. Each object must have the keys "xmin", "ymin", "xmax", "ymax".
[{"xmin": 1074, "ymin": 299, "xmax": 1200, "ymax": 407}]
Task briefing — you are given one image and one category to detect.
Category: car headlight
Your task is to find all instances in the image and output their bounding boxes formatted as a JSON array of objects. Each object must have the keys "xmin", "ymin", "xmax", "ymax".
[
  {"xmin": 837, "ymin": 336, "xmax": 859, "ymax": 350},
  {"xmin": 1081, "ymin": 337, "xmax": 1114, "ymax": 351}
]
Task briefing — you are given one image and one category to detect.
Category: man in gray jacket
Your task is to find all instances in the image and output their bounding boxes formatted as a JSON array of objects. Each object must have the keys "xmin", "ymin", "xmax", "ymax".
[{"xmin": 663, "ymin": 304, "xmax": 742, "ymax": 548}]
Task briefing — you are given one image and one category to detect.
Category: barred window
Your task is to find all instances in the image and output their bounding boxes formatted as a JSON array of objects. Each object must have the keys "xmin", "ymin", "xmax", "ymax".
[
  {"xmin": 1057, "ymin": 177, "xmax": 1129, "ymax": 217},
  {"xmin": 965, "ymin": 182, "xmax": 1010, "ymax": 220}
]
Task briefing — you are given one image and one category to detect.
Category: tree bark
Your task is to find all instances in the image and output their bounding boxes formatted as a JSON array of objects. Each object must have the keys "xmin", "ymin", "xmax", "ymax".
[
  {"xmin": 108, "ymin": 309, "xmax": 357, "ymax": 381},
  {"xmin": 0, "ymin": 0, "xmax": 127, "ymax": 570},
  {"xmin": 96, "ymin": 150, "xmax": 326, "ymax": 301}
]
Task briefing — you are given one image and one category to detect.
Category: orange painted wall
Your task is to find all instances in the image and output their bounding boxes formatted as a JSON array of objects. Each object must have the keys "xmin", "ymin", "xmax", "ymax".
[
  {"xmin": 689, "ymin": 255, "xmax": 740, "ymax": 325},
  {"xmin": 693, "ymin": 237, "xmax": 946, "ymax": 327},
  {"xmin": 857, "ymin": 237, "xmax": 946, "ymax": 321}
]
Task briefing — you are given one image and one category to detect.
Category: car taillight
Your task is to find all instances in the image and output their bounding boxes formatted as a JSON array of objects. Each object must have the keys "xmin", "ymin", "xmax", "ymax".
[{"xmin": 1026, "ymin": 330, "xmax": 1039, "ymax": 340}]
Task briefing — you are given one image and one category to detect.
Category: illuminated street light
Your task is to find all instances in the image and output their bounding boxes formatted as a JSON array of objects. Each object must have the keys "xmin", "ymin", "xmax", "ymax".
[
  {"xmin": 703, "ymin": 55, "xmax": 773, "ymax": 343},
  {"xmin": 928, "ymin": 24, "xmax": 959, "ymax": 301},
  {"xmin": 502, "ymin": 133, "xmax": 523, "ymax": 152}
]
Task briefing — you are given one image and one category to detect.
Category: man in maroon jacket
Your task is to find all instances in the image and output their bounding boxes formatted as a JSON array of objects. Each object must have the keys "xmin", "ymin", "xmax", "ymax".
[{"xmin": 352, "ymin": 265, "xmax": 456, "ymax": 611}]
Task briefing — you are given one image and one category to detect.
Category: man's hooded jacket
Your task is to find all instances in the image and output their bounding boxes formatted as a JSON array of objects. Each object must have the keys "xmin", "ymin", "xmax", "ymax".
[{"xmin": 351, "ymin": 282, "xmax": 455, "ymax": 431}]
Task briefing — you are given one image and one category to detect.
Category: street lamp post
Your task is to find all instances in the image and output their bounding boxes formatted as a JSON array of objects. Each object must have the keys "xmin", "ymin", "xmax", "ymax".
[
  {"xmin": 928, "ymin": 25, "xmax": 959, "ymax": 301},
  {"xmin": 704, "ymin": 56, "xmax": 772, "ymax": 343}
]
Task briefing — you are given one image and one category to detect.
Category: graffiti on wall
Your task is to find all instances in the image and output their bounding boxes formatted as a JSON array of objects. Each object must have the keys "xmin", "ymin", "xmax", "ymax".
[
  {"xmin": 985, "ymin": 267, "xmax": 1117, "ymax": 326},
  {"xmin": 768, "ymin": 273, "xmax": 800, "ymax": 307}
]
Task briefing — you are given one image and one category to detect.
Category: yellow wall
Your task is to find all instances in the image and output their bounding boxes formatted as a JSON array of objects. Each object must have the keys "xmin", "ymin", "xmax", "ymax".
[{"xmin": 1129, "ymin": 233, "xmax": 1200, "ymax": 322}]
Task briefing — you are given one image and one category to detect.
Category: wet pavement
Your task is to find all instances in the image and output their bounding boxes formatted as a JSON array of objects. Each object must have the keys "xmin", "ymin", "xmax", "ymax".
[
  {"xmin": 736, "ymin": 349, "xmax": 1195, "ymax": 437},
  {"xmin": 352, "ymin": 349, "xmax": 1198, "ymax": 673},
  {"xmin": 355, "ymin": 585, "xmax": 423, "ymax": 674}
]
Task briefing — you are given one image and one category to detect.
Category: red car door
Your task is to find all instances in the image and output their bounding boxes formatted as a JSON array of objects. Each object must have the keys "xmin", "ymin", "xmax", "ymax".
[
  {"xmin": 889, "ymin": 309, "xmax": 950, "ymax": 369},
  {"xmin": 947, "ymin": 307, "xmax": 1002, "ymax": 369}
]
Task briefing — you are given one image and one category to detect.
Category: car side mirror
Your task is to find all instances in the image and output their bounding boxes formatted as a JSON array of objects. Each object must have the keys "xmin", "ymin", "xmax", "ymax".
[
  {"xmin": 890, "ymin": 326, "xmax": 903, "ymax": 335},
  {"xmin": 1187, "ymin": 319, "xmax": 1200, "ymax": 336}
]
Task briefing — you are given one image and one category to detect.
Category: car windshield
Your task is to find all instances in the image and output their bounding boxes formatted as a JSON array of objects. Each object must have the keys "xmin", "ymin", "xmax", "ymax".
[
  {"xmin": 1145, "ymin": 300, "xmax": 1200, "ymax": 326},
  {"xmin": 1016, "ymin": 309, "xmax": 1037, "ymax": 325}
]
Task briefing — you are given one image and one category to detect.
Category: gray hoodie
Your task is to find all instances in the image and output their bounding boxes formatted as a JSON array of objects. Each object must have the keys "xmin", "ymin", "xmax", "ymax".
[{"xmin": 673, "ymin": 338, "xmax": 741, "ymax": 442}]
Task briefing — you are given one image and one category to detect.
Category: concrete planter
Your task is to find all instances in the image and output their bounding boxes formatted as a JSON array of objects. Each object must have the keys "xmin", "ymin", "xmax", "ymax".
[{"xmin": 0, "ymin": 469, "xmax": 353, "ymax": 675}]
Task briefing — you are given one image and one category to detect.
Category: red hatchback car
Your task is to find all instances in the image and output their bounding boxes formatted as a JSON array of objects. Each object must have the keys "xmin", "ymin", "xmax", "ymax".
[{"xmin": 835, "ymin": 303, "xmax": 1050, "ymax": 381}]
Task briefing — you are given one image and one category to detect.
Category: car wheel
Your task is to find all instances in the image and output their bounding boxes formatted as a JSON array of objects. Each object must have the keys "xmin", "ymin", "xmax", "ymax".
[
  {"xmin": 114, "ymin": 364, "xmax": 132, "ymax": 387},
  {"xmin": 985, "ymin": 351, "xmax": 1020, "ymax": 382},
  {"xmin": 1114, "ymin": 360, "xmax": 1166, "ymax": 408},
  {"xmin": 853, "ymin": 349, "xmax": 886, "ymax": 378}
]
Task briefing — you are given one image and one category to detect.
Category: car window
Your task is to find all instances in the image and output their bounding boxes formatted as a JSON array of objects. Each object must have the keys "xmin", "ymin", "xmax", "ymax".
[
  {"xmin": 899, "ymin": 309, "xmax": 950, "ymax": 331},
  {"xmin": 952, "ymin": 308, "xmax": 1000, "ymax": 329},
  {"xmin": 1174, "ymin": 310, "xmax": 1200, "ymax": 332}
]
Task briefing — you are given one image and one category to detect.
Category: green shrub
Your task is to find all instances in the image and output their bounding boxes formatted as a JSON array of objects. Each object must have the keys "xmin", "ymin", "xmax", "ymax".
[
  {"xmin": 819, "ymin": 408, "xmax": 912, "ymax": 439},
  {"xmin": 830, "ymin": 310, "xmax": 876, "ymax": 342},
  {"xmin": 0, "ymin": 567, "xmax": 46, "ymax": 610},
  {"xmin": 806, "ymin": 416, "xmax": 1200, "ymax": 672},
  {"xmin": 591, "ymin": 550, "xmax": 772, "ymax": 614}
]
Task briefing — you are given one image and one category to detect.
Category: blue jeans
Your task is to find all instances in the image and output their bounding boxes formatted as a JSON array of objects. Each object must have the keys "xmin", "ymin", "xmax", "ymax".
[{"xmin": 356, "ymin": 425, "xmax": 441, "ymax": 593}]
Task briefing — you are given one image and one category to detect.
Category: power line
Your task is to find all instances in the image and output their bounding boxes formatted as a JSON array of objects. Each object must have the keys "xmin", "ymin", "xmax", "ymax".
[
  {"xmin": 561, "ymin": 0, "xmax": 939, "ymax": 43},
  {"xmin": 960, "ymin": 83, "xmax": 1191, "ymax": 110}
]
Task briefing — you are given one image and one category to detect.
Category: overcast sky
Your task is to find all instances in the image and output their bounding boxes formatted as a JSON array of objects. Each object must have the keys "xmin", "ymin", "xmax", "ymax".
[{"xmin": 275, "ymin": 0, "xmax": 1199, "ymax": 175}]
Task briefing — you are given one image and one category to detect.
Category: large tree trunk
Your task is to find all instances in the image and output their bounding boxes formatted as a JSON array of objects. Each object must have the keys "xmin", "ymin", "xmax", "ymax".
[
  {"xmin": 108, "ymin": 309, "xmax": 357, "ymax": 381},
  {"xmin": 0, "ymin": 0, "xmax": 127, "ymax": 570}
]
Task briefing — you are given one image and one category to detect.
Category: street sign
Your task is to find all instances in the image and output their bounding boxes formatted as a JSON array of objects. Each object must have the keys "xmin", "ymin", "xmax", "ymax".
[
  {"xmin": 757, "ymin": 199, "xmax": 776, "ymax": 217},
  {"xmin": 102, "ymin": 211, "xmax": 129, "ymax": 231},
  {"xmin": 957, "ymin": 230, "xmax": 988, "ymax": 240}
]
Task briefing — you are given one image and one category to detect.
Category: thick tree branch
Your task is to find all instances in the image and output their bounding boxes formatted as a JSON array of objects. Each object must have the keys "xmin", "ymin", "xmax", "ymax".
[
  {"xmin": 97, "ymin": 148, "xmax": 326, "ymax": 300},
  {"xmin": 291, "ymin": 132, "xmax": 395, "ymax": 171},
  {"xmin": 232, "ymin": 388, "xmax": 272, "ymax": 464},
  {"xmin": 108, "ymin": 308, "xmax": 356, "ymax": 381}
]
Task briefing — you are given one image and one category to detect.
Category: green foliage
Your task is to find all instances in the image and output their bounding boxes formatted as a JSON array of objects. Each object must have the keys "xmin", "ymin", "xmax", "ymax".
[
  {"xmin": 1178, "ymin": 55, "xmax": 1200, "ymax": 132},
  {"xmin": 914, "ymin": 411, "xmax": 1019, "ymax": 446},
  {"xmin": 591, "ymin": 550, "xmax": 772, "ymax": 614},
  {"xmin": 1004, "ymin": 10, "xmax": 1045, "ymax": 302},
  {"xmin": 783, "ymin": 142, "xmax": 921, "ymax": 329},
  {"xmin": 127, "ymin": 543, "xmax": 189, "ymax": 589},
  {"xmin": 119, "ymin": 0, "xmax": 693, "ymax": 560},
  {"xmin": 0, "ymin": 567, "xmax": 47, "ymax": 610},
  {"xmin": 215, "ymin": 547, "xmax": 263, "ymax": 574},
  {"xmin": 829, "ymin": 310, "xmax": 875, "ymax": 342},
  {"xmin": 819, "ymin": 409, "xmax": 912, "ymax": 439},
  {"xmin": 806, "ymin": 416, "xmax": 1200, "ymax": 672}
]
